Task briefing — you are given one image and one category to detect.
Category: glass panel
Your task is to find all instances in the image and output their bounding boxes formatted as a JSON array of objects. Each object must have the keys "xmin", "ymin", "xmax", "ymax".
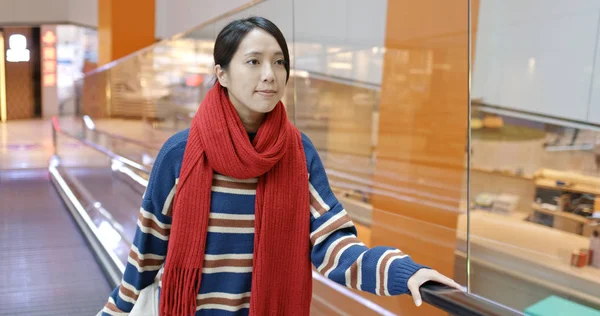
[
  {"xmin": 66, "ymin": 1, "xmax": 477, "ymax": 315},
  {"xmin": 469, "ymin": 0, "xmax": 600, "ymax": 313}
]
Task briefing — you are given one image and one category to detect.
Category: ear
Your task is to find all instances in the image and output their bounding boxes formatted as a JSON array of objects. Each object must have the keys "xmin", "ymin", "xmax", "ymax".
[{"xmin": 214, "ymin": 64, "xmax": 228, "ymax": 88}]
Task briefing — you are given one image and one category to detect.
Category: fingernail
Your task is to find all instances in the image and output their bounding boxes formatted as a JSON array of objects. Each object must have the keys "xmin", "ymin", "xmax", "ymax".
[{"xmin": 416, "ymin": 299, "xmax": 422, "ymax": 307}]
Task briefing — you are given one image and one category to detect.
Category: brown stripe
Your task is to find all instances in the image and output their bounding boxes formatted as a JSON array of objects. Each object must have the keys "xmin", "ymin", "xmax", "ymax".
[
  {"xmin": 129, "ymin": 249, "xmax": 164, "ymax": 268},
  {"xmin": 119, "ymin": 285, "xmax": 139, "ymax": 301},
  {"xmin": 212, "ymin": 178, "xmax": 257, "ymax": 190},
  {"xmin": 378, "ymin": 251, "xmax": 403, "ymax": 295},
  {"xmin": 350, "ymin": 259, "xmax": 359, "ymax": 289},
  {"xmin": 320, "ymin": 237, "xmax": 361, "ymax": 274},
  {"xmin": 138, "ymin": 213, "xmax": 170, "ymax": 236},
  {"xmin": 105, "ymin": 301, "xmax": 125, "ymax": 313},
  {"xmin": 310, "ymin": 192, "xmax": 327, "ymax": 216},
  {"xmin": 197, "ymin": 296, "xmax": 251, "ymax": 307},
  {"xmin": 203, "ymin": 258, "xmax": 253, "ymax": 268},
  {"xmin": 166, "ymin": 198, "xmax": 174, "ymax": 217},
  {"xmin": 310, "ymin": 214, "xmax": 353, "ymax": 245},
  {"xmin": 209, "ymin": 218, "xmax": 255, "ymax": 228}
]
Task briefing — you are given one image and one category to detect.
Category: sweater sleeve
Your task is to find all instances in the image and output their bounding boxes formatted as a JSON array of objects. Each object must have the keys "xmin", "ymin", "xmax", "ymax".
[
  {"xmin": 101, "ymin": 135, "xmax": 186, "ymax": 315},
  {"xmin": 304, "ymin": 135, "xmax": 427, "ymax": 296}
]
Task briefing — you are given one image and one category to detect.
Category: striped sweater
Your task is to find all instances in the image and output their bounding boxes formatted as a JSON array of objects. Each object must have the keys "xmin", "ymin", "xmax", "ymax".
[{"xmin": 102, "ymin": 129, "xmax": 425, "ymax": 315}]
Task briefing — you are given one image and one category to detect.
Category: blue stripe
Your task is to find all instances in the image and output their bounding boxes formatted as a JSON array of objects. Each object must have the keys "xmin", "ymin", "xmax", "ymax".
[
  {"xmin": 198, "ymin": 272, "xmax": 253, "ymax": 294},
  {"xmin": 327, "ymin": 244, "xmax": 368, "ymax": 284},
  {"xmin": 205, "ymin": 232, "xmax": 254, "ymax": 255},
  {"xmin": 197, "ymin": 308, "xmax": 249, "ymax": 316},
  {"xmin": 133, "ymin": 231, "xmax": 169, "ymax": 256},
  {"xmin": 123, "ymin": 268, "xmax": 161, "ymax": 290},
  {"xmin": 210, "ymin": 192, "xmax": 256, "ymax": 214},
  {"xmin": 359, "ymin": 247, "xmax": 389, "ymax": 293}
]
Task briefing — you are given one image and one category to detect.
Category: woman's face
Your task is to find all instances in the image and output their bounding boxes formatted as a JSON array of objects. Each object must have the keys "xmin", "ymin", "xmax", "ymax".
[{"xmin": 216, "ymin": 28, "xmax": 287, "ymax": 115}]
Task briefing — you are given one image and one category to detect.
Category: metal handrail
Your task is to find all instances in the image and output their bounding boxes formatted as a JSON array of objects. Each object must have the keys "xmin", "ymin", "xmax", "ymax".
[
  {"xmin": 419, "ymin": 282, "xmax": 524, "ymax": 316},
  {"xmin": 82, "ymin": 115, "xmax": 162, "ymax": 152},
  {"xmin": 52, "ymin": 117, "xmax": 150, "ymax": 174}
]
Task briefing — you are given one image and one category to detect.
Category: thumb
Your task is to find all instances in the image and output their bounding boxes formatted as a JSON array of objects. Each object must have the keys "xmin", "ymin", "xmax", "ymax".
[{"xmin": 409, "ymin": 284, "xmax": 423, "ymax": 307}]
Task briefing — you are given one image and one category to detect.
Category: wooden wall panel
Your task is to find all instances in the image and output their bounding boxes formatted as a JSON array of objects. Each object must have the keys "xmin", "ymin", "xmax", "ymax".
[{"xmin": 4, "ymin": 27, "xmax": 35, "ymax": 120}]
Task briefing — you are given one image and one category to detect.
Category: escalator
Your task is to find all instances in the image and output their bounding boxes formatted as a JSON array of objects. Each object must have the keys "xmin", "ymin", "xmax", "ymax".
[
  {"xmin": 0, "ymin": 169, "xmax": 111, "ymax": 315},
  {"xmin": 68, "ymin": 167, "xmax": 142, "ymax": 241},
  {"xmin": 46, "ymin": 117, "xmax": 525, "ymax": 316}
]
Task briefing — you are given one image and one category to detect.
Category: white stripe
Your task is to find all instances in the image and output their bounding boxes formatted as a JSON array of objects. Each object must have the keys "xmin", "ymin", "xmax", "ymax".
[
  {"xmin": 311, "ymin": 210, "xmax": 354, "ymax": 246},
  {"xmin": 317, "ymin": 235, "xmax": 354, "ymax": 272},
  {"xmin": 324, "ymin": 242, "xmax": 365, "ymax": 278},
  {"xmin": 209, "ymin": 213, "xmax": 255, "ymax": 220},
  {"xmin": 356, "ymin": 252, "xmax": 365, "ymax": 291},
  {"xmin": 345, "ymin": 264, "xmax": 352, "ymax": 288},
  {"xmin": 309, "ymin": 205, "xmax": 321, "ymax": 218},
  {"xmin": 214, "ymin": 174, "xmax": 258, "ymax": 183},
  {"xmin": 197, "ymin": 292, "xmax": 251, "ymax": 300},
  {"xmin": 140, "ymin": 208, "xmax": 171, "ymax": 229},
  {"xmin": 131, "ymin": 244, "xmax": 165, "ymax": 260},
  {"xmin": 202, "ymin": 266, "xmax": 253, "ymax": 273},
  {"xmin": 212, "ymin": 186, "xmax": 256, "ymax": 195},
  {"xmin": 137, "ymin": 219, "xmax": 169, "ymax": 240},
  {"xmin": 309, "ymin": 182, "xmax": 330, "ymax": 213},
  {"xmin": 197, "ymin": 303, "xmax": 250, "ymax": 312},
  {"xmin": 161, "ymin": 179, "xmax": 178, "ymax": 215},
  {"xmin": 208, "ymin": 226, "xmax": 255, "ymax": 234},
  {"xmin": 313, "ymin": 221, "xmax": 354, "ymax": 246},
  {"xmin": 102, "ymin": 297, "xmax": 129, "ymax": 315},
  {"xmin": 128, "ymin": 255, "xmax": 162, "ymax": 272},
  {"xmin": 204, "ymin": 254, "xmax": 253, "ymax": 260},
  {"xmin": 383, "ymin": 253, "xmax": 408, "ymax": 296},
  {"xmin": 376, "ymin": 250, "xmax": 400, "ymax": 295},
  {"xmin": 120, "ymin": 280, "xmax": 140, "ymax": 295},
  {"xmin": 117, "ymin": 288, "xmax": 137, "ymax": 305},
  {"xmin": 311, "ymin": 211, "xmax": 347, "ymax": 239},
  {"xmin": 102, "ymin": 306, "xmax": 128, "ymax": 316}
]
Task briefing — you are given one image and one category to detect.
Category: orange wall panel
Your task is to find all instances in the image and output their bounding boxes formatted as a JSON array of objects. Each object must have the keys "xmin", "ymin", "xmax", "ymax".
[
  {"xmin": 369, "ymin": 1, "xmax": 473, "ymax": 314},
  {"xmin": 98, "ymin": 0, "xmax": 155, "ymax": 65}
]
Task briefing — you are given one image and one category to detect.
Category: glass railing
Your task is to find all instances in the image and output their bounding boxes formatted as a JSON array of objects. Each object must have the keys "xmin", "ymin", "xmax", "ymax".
[
  {"xmin": 52, "ymin": 115, "xmax": 525, "ymax": 316},
  {"xmin": 469, "ymin": 0, "xmax": 600, "ymax": 314},
  {"xmin": 54, "ymin": 0, "xmax": 600, "ymax": 315}
]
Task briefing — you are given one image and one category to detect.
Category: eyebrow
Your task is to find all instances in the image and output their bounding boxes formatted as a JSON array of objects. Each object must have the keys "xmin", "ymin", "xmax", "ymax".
[{"xmin": 244, "ymin": 51, "xmax": 284, "ymax": 56}]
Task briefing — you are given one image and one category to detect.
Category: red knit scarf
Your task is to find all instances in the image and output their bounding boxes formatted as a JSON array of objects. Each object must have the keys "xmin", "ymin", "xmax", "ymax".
[{"xmin": 159, "ymin": 83, "xmax": 312, "ymax": 316}]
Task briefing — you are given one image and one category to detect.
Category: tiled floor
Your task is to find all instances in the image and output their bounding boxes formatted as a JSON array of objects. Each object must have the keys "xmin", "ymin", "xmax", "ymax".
[{"xmin": 0, "ymin": 119, "xmax": 54, "ymax": 170}]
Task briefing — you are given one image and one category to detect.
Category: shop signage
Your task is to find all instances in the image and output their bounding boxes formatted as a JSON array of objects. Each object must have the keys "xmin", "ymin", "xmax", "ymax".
[
  {"xmin": 6, "ymin": 34, "xmax": 30, "ymax": 63},
  {"xmin": 42, "ymin": 30, "xmax": 57, "ymax": 87}
]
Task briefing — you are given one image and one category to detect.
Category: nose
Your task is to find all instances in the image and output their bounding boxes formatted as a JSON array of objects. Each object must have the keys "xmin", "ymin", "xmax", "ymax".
[{"xmin": 261, "ymin": 64, "xmax": 275, "ymax": 83}]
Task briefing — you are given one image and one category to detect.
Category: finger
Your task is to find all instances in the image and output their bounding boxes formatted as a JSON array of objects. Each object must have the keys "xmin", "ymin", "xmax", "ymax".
[
  {"xmin": 409, "ymin": 285, "xmax": 423, "ymax": 307},
  {"xmin": 431, "ymin": 272, "xmax": 463, "ymax": 290}
]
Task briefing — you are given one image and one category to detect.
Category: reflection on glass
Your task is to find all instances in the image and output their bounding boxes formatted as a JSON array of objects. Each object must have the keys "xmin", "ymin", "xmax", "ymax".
[
  {"xmin": 69, "ymin": 1, "xmax": 475, "ymax": 315},
  {"xmin": 470, "ymin": 0, "xmax": 600, "ymax": 313}
]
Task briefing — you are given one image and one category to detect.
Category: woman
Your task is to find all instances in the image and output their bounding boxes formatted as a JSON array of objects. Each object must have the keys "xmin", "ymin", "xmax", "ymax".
[{"xmin": 101, "ymin": 16, "xmax": 461, "ymax": 316}]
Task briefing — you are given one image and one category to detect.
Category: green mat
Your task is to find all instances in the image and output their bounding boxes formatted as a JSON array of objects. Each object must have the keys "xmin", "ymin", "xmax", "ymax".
[{"xmin": 525, "ymin": 296, "xmax": 600, "ymax": 316}]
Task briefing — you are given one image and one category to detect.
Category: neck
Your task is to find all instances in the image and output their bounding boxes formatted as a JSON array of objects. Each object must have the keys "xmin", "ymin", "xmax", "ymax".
[
  {"xmin": 228, "ymin": 93, "xmax": 265, "ymax": 133},
  {"xmin": 238, "ymin": 110, "xmax": 264, "ymax": 133}
]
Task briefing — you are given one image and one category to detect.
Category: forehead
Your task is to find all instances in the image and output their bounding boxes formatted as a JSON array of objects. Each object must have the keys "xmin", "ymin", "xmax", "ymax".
[{"xmin": 236, "ymin": 28, "xmax": 283, "ymax": 56}]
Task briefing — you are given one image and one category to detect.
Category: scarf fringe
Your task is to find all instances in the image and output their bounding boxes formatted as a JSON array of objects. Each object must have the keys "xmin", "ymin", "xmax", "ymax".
[{"xmin": 159, "ymin": 267, "xmax": 202, "ymax": 316}]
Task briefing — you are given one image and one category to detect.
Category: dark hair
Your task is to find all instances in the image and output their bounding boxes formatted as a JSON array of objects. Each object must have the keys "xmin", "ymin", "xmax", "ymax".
[{"xmin": 213, "ymin": 17, "xmax": 290, "ymax": 82}]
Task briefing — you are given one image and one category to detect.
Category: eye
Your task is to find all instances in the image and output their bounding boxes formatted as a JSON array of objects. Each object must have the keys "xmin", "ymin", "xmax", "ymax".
[
  {"xmin": 247, "ymin": 59, "xmax": 259, "ymax": 65},
  {"xmin": 275, "ymin": 59, "xmax": 286, "ymax": 66}
]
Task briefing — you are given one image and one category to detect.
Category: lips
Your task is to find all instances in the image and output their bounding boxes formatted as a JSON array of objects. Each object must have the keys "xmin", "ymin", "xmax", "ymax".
[{"xmin": 256, "ymin": 90, "xmax": 277, "ymax": 97}]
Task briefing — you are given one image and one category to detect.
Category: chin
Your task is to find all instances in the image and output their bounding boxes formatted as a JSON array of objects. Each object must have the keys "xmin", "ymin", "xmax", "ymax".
[{"xmin": 250, "ymin": 102, "xmax": 279, "ymax": 114}]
